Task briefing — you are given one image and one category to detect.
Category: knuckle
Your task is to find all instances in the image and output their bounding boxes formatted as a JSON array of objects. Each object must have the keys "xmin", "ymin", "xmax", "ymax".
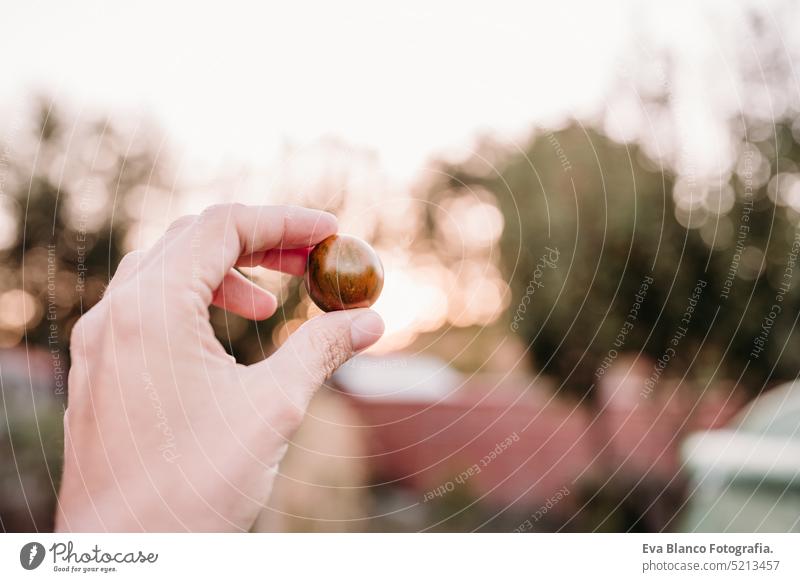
[
  {"xmin": 252, "ymin": 371, "xmax": 307, "ymax": 437},
  {"xmin": 113, "ymin": 250, "xmax": 144, "ymax": 279},
  {"xmin": 200, "ymin": 204, "xmax": 228, "ymax": 228},
  {"xmin": 166, "ymin": 214, "xmax": 198, "ymax": 234},
  {"xmin": 105, "ymin": 288, "xmax": 144, "ymax": 336},
  {"xmin": 199, "ymin": 204, "xmax": 241, "ymax": 242},
  {"xmin": 68, "ymin": 316, "xmax": 87, "ymax": 350},
  {"xmin": 275, "ymin": 204, "xmax": 292, "ymax": 222},
  {"xmin": 276, "ymin": 403, "xmax": 305, "ymax": 433},
  {"xmin": 308, "ymin": 326, "xmax": 352, "ymax": 380},
  {"xmin": 201, "ymin": 203, "xmax": 228, "ymax": 219},
  {"xmin": 68, "ymin": 303, "xmax": 106, "ymax": 355},
  {"xmin": 201, "ymin": 203, "xmax": 243, "ymax": 226},
  {"xmin": 119, "ymin": 249, "xmax": 144, "ymax": 266}
]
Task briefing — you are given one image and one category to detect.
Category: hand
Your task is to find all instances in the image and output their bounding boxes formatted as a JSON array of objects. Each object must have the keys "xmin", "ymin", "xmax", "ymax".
[{"xmin": 55, "ymin": 204, "xmax": 384, "ymax": 532}]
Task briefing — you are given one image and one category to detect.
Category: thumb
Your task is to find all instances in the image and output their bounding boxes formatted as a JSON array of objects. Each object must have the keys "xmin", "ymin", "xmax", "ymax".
[{"xmin": 264, "ymin": 308, "xmax": 384, "ymax": 392}]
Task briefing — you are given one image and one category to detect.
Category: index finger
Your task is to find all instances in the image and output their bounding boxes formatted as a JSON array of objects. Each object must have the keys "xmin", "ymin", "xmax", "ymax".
[{"xmin": 169, "ymin": 204, "xmax": 337, "ymax": 298}]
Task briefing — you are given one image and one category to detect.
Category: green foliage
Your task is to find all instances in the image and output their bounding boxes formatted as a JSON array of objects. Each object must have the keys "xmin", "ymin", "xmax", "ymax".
[
  {"xmin": 428, "ymin": 122, "xmax": 800, "ymax": 398},
  {"xmin": 1, "ymin": 101, "xmax": 171, "ymax": 354},
  {"xmin": 0, "ymin": 102, "xmax": 288, "ymax": 367}
]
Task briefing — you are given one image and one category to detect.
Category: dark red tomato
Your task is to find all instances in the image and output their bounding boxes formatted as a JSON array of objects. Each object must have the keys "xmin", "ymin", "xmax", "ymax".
[{"xmin": 305, "ymin": 234, "xmax": 384, "ymax": 312}]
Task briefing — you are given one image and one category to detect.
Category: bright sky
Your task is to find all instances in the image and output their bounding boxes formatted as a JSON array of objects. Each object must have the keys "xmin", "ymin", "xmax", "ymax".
[
  {"xmin": 2, "ymin": 0, "xmax": 796, "ymax": 351},
  {"xmin": 2, "ymin": 0, "xmax": 794, "ymax": 182},
  {"xmin": 1, "ymin": 0, "xmax": 638, "ymax": 182}
]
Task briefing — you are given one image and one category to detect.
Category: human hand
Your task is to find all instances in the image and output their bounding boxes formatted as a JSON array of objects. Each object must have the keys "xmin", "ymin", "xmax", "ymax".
[{"xmin": 55, "ymin": 204, "xmax": 384, "ymax": 532}]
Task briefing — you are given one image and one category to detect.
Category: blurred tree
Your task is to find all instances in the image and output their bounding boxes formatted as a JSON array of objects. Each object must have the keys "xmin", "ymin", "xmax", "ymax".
[
  {"xmin": 0, "ymin": 99, "xmax": 183, "ymax": 530},
  {"xmin": 0, "ymin": 99, "xmax": 297, "ymax": 368},
  {"xmin": 425, "ymin": 119, "xmax": 800, "ymax": 400},
  {"xmin": 0, "ymin": 100, "xmax": 175, "ymax": 358}
]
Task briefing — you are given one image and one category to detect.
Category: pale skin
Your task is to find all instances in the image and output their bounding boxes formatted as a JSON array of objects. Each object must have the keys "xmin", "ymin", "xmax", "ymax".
[{"xmin": 55, "ymin": 204, "xmax": 384, "ymax": 532}]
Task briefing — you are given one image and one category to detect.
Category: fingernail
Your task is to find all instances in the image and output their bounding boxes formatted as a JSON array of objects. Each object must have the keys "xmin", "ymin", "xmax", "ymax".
[{"xmin": 350, "ymin": 310, "xmax": 385, "ymax": 351}]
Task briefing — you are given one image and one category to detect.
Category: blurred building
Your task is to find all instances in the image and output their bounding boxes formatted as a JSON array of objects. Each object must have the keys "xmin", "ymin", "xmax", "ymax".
[
  {"xmin": 0, "ymin": 348, "xmax": 777, "ymax": 532},
  {"xmin": 681, "ymin": 381, "xmax": 800, "ymax": 532},
  {"xmin": 330, "ymin": 353, "xmax": 745, "ymax": 531}
]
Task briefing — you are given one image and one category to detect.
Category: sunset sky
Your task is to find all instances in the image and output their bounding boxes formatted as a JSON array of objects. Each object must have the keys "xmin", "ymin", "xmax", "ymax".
[
  {"xmin": 2, "ymin": 0, "xmax": 796, "ymax": 351},
  {"xmin": 3, "ymin": 0, "xmax": 775, "ymax": 182}
]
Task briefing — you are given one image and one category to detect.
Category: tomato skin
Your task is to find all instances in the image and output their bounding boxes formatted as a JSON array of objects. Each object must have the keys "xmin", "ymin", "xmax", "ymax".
[{"xmin": 305, "ymin": 234, "xmax": 384, "ymax": 312}]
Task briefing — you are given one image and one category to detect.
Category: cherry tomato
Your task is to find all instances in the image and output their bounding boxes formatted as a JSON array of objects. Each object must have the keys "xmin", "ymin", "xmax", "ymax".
[{"xmin": 305, "ymin": 234, "xmax": 384, "ymax": 312}]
